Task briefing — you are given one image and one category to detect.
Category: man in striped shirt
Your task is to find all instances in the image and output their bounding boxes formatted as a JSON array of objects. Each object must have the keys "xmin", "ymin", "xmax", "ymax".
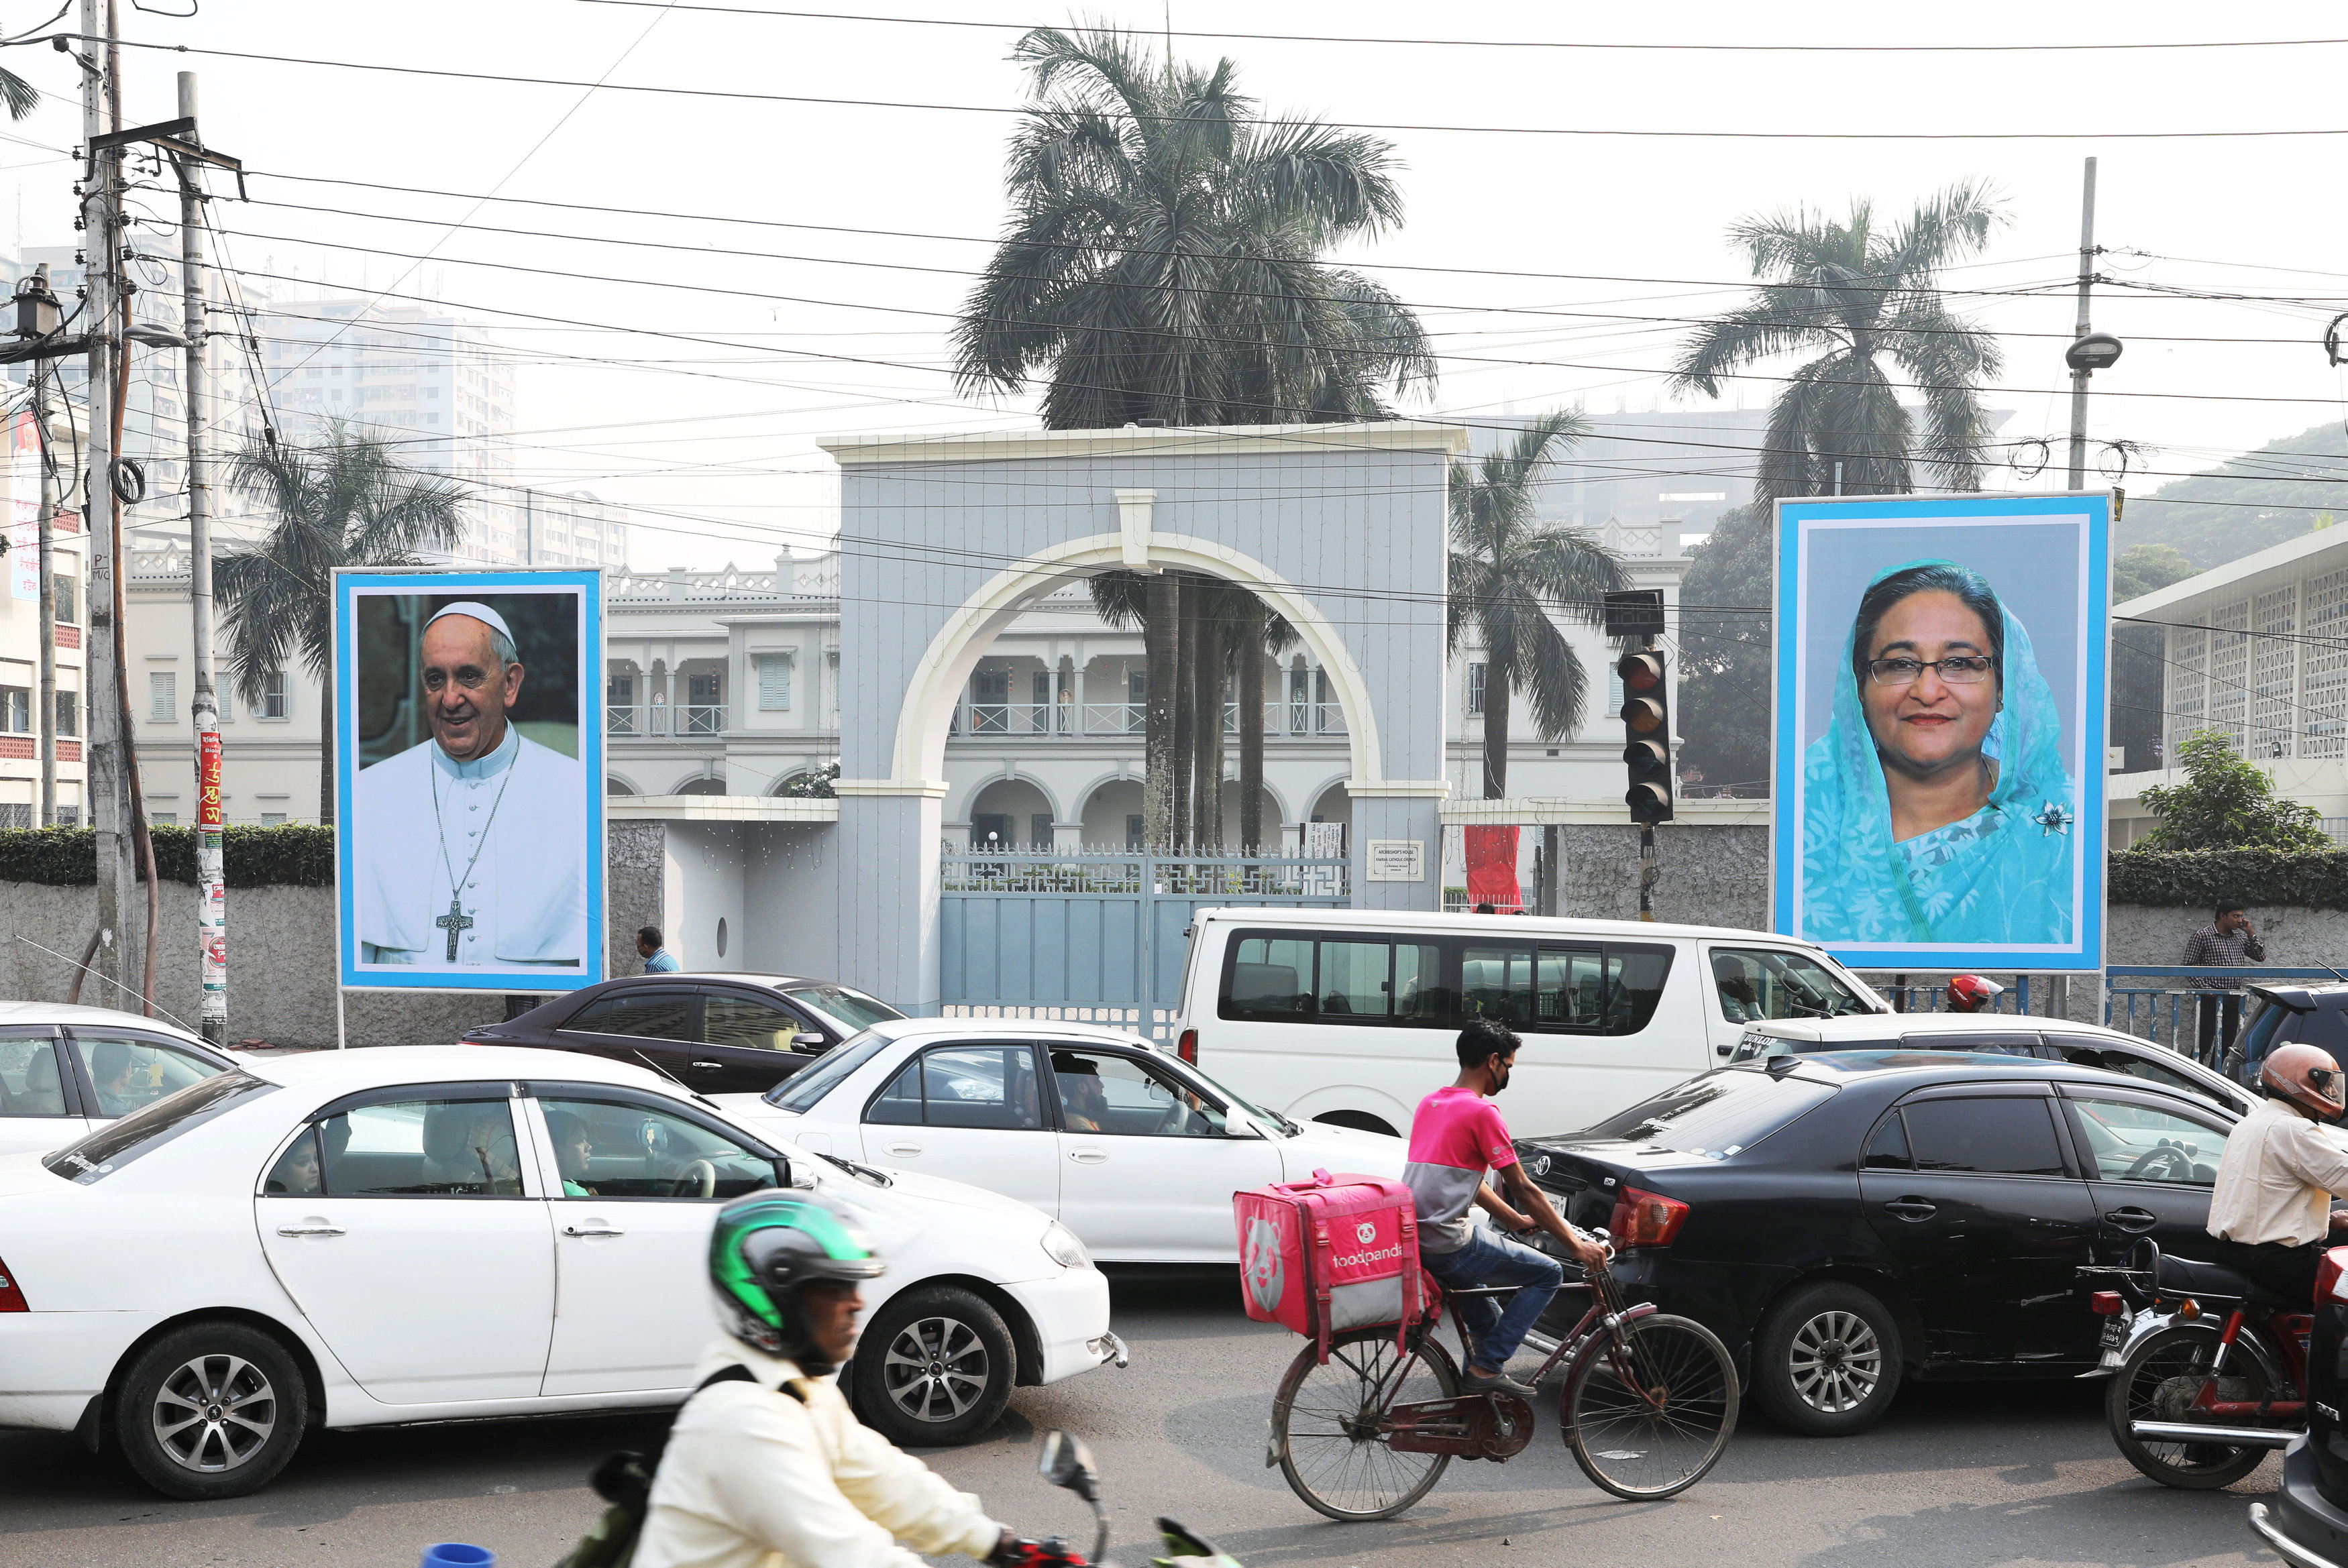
[{"xmin": 2184, "ymin": 901, "xmax": 2265, "ymax": 1068}]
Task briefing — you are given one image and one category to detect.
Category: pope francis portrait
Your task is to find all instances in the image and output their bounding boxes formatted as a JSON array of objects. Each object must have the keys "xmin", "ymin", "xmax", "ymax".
[{"xmin": 354, "ymin": 601, "xmax": 587, "ymax": 969}]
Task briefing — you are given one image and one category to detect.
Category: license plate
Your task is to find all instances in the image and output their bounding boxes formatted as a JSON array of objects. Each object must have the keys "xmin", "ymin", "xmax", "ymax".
[{"xmin": 2100, "ymin": 1314, "xmax": 2127, "ymax": 1353}]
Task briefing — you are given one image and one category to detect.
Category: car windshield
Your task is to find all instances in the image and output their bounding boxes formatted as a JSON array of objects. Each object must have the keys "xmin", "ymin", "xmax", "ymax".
[
  {"xmin": 43, "ymin": 1070, "xmax": 276, "ymax": 1184},
  {"xmin": 765, "ymin": 1027, "xmax": 890, "ymax": 1110},
  {"xmin": 1160, "ymin": 1054, "xmax": 1291, "ymax": 1133},
  {"xmin": 781, "ymin": 984, "xmax": 903, "ymax": 1034},
  {"xmin": 1562, "ymin": 1070, "xmax": 1837, "ymax": 1156}
]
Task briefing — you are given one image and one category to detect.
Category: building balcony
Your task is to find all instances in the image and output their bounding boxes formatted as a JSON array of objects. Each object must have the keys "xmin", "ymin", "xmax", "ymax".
[
  {"xmin": 608, "ymin": 704, "xmax": 729, "ymax": 737},
  {"xmin": 947, "ymin": 701, "xmax": 1346, "ymax": 740}
]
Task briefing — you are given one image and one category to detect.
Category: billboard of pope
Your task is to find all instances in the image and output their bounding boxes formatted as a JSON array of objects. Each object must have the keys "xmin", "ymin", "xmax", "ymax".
[
  {"xmin": 335, "ymin": 569, "xmax": 606, "ymax": 991},
  {"xmin": 1770, "ymin": 494, "xmax": 2110, "ymax": 976}
]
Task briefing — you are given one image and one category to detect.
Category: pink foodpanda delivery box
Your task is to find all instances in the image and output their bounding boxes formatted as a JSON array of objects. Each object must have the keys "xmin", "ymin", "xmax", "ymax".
[{"xmin": 1234, "ymin": 1170, "xmax": 1428, "ymax": 1363}]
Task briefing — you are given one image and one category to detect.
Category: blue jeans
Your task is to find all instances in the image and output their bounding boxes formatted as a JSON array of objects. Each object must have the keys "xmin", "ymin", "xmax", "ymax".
[{"xmin": 1422, "ymin": 1228, "xmax": 1564, "ymax": 1375}]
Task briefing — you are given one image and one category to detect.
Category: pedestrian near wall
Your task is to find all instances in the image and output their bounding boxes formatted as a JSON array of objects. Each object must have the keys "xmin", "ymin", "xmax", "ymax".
[
  {"xmin": 638, "ymin": 925, "xmax": 681, "ymax": 974},
  {"xmin": 2184, "ymin": 900, "xmax": 2265, "ymax": 1070}
]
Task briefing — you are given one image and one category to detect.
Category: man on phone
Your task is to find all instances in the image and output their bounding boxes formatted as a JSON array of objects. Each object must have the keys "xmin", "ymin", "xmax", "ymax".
[
  {"xmin": 2184, "ymin": 900, "xmax": 2265, "ymax": 1069},
  {"xmin": 1405, "ymin": 1018, "xmax": 1608, "ymax": 1397}
]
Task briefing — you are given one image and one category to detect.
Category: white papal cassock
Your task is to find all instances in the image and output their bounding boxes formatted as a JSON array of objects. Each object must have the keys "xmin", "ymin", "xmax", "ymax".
[{"xmin": 354, "ymin": 726, "xmax": 587, "ymax": 968}]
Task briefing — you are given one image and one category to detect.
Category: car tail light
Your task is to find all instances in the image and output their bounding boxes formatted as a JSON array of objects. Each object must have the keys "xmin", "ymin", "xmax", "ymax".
[
  {"xmin": 2321, "ymin": 1247, "xmax": 2348, "ymax": 1303},
  {"xmin": 1607, "ymin": 1186, "xmax": 1689, "ymax": 1249},
  {"xmin": 0, "ymin": 1255, "xmax": 26, "ymax": 1312},
  {"xmin": 2090, "ymin": 1290, "xmax": 2126, "ymax": 1317},
  {"xmin": 1177, "ymin": 1028, "xmax": 1197, "ymax": 1065}
]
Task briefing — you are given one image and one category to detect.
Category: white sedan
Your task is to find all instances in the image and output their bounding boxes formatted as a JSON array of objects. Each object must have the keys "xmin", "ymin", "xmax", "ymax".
[
  {"xmin": 712, "ymin": 1019, "xmax": 1407, "ymax": 1264},
  {"xmin": 0, "ymin": 1045, "xmax": 1116, "ymax": 1500}
]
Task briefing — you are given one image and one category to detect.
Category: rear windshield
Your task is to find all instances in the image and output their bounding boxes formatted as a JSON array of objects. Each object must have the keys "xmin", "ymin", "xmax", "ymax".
[
  {"xmin": 2239, "ymin": 999, "xmax": 2296, "ymax": 1080},
  {"xmin": 1565, "ymin": 1069, "xmax": 1837, "ymax": 1156},
  {"xmin": 781, "ymin": 985, "xmax": 902, "ymax": 1034},
  {"xmin": 1729, "ymin": 1031, "xmax": 1904, "ymax": 1062},
  {"xmin": 44, "ymin": 1070, "xmax": 276, "ymax": 1184},
  {"xmin": 766, "ymin": 1028, "xmax": 889, "ymax": 1110}
]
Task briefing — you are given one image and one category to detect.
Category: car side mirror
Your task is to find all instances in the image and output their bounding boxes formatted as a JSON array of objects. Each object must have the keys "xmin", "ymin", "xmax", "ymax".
[
  {"xmin": 794, "ymin": 1032, "xmax": 829, "ymax": 1052},
  {"xmin": 784, "ymin": 1161, "xmax": 818, "ymax": 1190},
  {"xmin": 1038, "ymin": 1429, "xmax": 1099, "ymax": 1503}
]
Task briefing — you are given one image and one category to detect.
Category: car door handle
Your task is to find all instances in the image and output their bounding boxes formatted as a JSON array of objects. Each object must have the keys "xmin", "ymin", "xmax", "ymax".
[
  {"xmin": 2105, "ymin": 1207, "xmax": 2159, "ymax": 1233},
  {"xmin": 562, "ymin": 1224, "xmax": 625, "ymax": 1239},
  {"xmin": 1883, "ymin": 1199, "xmax": 1938, "ymax": 1221},
  {"xmin": 882, "ymin": 1141, "xmax": 922, "ymax": 1157},
  {"xmin": 1069, "ymin": 1147, "xmax": 1108, "ymax": 1164},
  {"xmin": 274, "ymin": 1224, "xmax": 345, "ymax": 1238},
  {"xmin": 688, "ymin": 1061, "xmax": 725, "ymax": 1071}
]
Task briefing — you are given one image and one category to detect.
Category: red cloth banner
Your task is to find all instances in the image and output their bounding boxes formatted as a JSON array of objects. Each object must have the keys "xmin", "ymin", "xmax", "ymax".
[{"xmin": 1464, "ymin": 825, "xmax": 1522, "ymax": 909}]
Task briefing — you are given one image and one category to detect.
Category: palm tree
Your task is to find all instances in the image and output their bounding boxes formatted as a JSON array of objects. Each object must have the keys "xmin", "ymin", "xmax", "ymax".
[
  {"xmin": 1447, "ymin": 412, "xmax": 1630, "ymax": 799},
  {"xmin": 1670, "ymin": 184, "xmax": 2007, "ymax": 502},
  {"xmin": 216, "ymin": 423, "xmax": 466, "ymax": 824},
  {"xmin": 959, "ymin": 27, "xmax": 1436, "ymax": 850},
  {"xmin": 0, "ymin": 66, "xmax": 37, "ymax": 123}
]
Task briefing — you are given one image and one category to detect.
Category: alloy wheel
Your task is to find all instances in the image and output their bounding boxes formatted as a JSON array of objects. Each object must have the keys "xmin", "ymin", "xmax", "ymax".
[
  {"xmin": 152, "ymin": 1353, "xmax": 278, "ymax": 1473},
  {"xmin": 1786, "ymin": 1309, "xmax": 1883, "ymax": 1414},
  {"xmin": 880, "ymin": 1314, "xmax": 991, "ymax": 1424}
]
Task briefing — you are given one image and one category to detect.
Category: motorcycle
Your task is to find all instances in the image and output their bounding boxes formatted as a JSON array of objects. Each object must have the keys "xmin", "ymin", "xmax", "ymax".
[
  {"xmin": 1013, "ymin": 1430, "xmax": 1242, "ymax": 1568},
  {"xmin": 2078, "ymin": 1239, "xmax": 2310, "ymax": 1490}
]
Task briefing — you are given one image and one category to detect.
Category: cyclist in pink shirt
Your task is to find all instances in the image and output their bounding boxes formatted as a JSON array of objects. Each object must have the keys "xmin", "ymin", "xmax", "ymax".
[{"xmin": 1407, "ymin": 1018, "xmax": 1608, "ymax": 1397}]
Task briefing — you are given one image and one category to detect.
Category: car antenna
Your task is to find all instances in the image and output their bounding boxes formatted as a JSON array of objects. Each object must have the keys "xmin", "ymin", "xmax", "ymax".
[{"xmin": 628, "ymin": 1048, "xmax": 719, "ymax": 1106}]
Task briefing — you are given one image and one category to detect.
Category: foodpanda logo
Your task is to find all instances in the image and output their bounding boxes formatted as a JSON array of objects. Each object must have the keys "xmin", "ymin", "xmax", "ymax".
[
  {"xmin": 1243, "ymin": 1218, "xmax": 1285, "ymax": 1313},
  {"xmin": 1356, "ymin": 1221, "xmax": 1377, "ymax": 1245}
]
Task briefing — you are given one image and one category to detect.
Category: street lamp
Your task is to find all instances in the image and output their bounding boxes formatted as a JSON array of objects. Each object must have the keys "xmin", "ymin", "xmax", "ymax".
[{"xmin": 2065, "ymin": 332, "xmax": 2123, "ymax": 372}]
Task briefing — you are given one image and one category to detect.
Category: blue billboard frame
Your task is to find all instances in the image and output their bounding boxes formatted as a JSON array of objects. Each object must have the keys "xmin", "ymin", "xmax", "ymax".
[
  {"xmin": 333, "ymin": 568, "xmax": 606, "ymax": 993},
  {"xmin": 1770, "ymin": 493, "xmax": 2110, "ymax": 974}
]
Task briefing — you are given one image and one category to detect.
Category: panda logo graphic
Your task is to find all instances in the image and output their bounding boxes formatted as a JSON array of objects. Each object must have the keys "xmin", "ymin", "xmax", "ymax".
[{"xmin": 1243, "ymin": 1217, "xmax": 1285, "ymax": 1313}]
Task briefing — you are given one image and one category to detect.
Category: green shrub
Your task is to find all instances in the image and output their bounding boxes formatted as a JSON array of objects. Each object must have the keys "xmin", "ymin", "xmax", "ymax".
[
  {"xmin": 0, "ymin": 824, "xmax": 338, "ymax": 887},
  {"xmin": 2110, "ymin": 848, "xmax": 2348, "ymax": 910}
]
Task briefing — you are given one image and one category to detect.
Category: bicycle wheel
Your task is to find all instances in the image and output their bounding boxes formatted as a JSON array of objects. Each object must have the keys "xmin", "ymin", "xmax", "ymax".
[
  {"xmin": 1272, "ymin": 1327, "xmax": 1459, "ymax": 1522},
  {"xmin": 1565, "ymin": 1313, "xmax": 1738, "ymax": 1500}
]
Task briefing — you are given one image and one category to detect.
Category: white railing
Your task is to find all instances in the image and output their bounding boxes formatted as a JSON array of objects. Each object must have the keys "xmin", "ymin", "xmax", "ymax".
[
  {"xmin": 607, "ymin": 704, "xmax": 729, "ymax": 736},
  {"xmin": 950, "ymin": 699, "xmax": 1346, "ymax": 739}
]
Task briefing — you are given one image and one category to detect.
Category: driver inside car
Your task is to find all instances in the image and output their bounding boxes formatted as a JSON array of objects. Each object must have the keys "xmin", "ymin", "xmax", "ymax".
[
  {"xmin": 2206, "ymin": 1042, "xmax": 2348, "ymax": 1302},
  {"xmin": 1052, "ymin": 1055, "xmax": 1108, "ymax": 1133},
  {"xmin": 548, "ymin": 1109, "xmax": 600, "ymax": 1197}
]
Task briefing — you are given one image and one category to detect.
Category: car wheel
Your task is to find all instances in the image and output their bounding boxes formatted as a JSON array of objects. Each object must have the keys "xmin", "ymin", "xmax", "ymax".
[
  {"xmin": 853, "ymin": 1286, "xmax": 1014, "ymax": 1448},
  {"xmin": 1312, "ymin": 1110, "xmax": 1398, "ymax": 1137},
  {"xmin": 113, "ymin": 1321, "xmax": 309, "ymax": 1500},
  {"xmin": 1752, "ymin": 1282, "xmax": 1903, "ymax": 1437}
]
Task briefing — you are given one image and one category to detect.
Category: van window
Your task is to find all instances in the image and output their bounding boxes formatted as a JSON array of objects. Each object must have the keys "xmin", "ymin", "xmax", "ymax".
[
  {"xmin": 1219, "ymin": 929, "xmax": 1672, "ymax": 1035},
  {"xmin": 1709, "ymin": 948, "xmax": 1875, "ymax": 1022}
]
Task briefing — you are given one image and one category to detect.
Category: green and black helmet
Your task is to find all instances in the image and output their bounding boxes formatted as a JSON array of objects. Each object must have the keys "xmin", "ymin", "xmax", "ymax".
[{"xmin": 708, "ymin": 1188, "xmax": 887, "ymax": 1372}]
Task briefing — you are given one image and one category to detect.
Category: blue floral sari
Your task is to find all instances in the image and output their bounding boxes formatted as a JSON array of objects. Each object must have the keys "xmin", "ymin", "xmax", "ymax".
[{"xmin": 1800, "ymin": 560, "xmax": 2077, "ymax": 946}]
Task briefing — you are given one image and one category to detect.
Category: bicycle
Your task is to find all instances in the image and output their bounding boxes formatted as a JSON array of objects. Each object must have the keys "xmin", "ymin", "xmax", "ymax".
[{"xmin": 1267, "ymin": 1259, "xmax": 1738, "ymax": 1520}]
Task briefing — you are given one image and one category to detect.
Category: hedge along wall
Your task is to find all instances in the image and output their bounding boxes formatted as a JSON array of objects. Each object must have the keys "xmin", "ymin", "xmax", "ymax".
[
  {"xmin": 0, "ymin": 825, "xmax": 337, "ymax": 887},
  {"xmin": 2109, "ymin": 849, "xmax": 2348, "ymax": 909}
]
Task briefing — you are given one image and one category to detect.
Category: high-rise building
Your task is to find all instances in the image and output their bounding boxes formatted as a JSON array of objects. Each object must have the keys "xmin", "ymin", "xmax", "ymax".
[{"xmin": 518, "ymin": 488, "xmax": 628, "ymax": 569}]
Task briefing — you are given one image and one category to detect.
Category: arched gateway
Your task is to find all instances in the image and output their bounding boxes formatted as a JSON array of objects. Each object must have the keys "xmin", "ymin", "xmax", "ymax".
[{"xmin": 818, "ymin": 422, "xmax": 1464, "ymax": 1013}]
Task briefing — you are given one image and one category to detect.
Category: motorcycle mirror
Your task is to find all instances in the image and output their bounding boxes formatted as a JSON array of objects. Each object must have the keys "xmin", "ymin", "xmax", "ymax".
[{"xmin": 1038, "ymin": 1430, "xmax": 1099, "ymax": 1501}]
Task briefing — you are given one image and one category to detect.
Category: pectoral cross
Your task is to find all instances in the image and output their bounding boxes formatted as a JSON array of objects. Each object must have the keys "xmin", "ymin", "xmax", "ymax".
[{"xmin": 435, "ymin": 898, "xmax": 475, "ymax": 961}]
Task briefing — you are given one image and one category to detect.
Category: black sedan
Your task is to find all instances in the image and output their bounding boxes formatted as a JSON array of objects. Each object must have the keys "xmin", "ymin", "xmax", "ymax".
[
  {"xmin": 1520, "ymin": 1051, "xmax": 2243, "ymax": 1437},
  {"xmin": 462, "ymin": 972, "xmax": 902, "ymax": 1094}
]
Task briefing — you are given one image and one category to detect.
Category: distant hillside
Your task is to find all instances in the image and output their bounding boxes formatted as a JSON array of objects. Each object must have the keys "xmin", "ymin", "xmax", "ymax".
[{"xmin": 2119, "ymin": 422, "xmax": 2348, "ymax": 568}]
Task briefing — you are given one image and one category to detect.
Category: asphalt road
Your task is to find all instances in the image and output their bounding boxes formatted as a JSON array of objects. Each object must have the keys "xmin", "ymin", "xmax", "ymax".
[{"xmin": 0, "ymin": 1270, "xmax": 2288, "ymax": 1568}]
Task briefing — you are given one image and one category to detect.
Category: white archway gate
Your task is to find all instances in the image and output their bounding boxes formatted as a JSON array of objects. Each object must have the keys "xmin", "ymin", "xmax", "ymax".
[{"xmin": 819, "ymin": 422, "xmax": 1464, "ymax": 1014}]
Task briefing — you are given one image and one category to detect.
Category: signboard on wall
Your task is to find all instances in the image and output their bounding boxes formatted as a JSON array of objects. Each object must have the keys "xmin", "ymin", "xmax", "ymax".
[
  {"xmin": 334, "ymin": 569, "xmax": 606, "ymax": 992},
  {"xmin": 1770, "ymin": 494, "xmax": 2111, "ymax": 974}
]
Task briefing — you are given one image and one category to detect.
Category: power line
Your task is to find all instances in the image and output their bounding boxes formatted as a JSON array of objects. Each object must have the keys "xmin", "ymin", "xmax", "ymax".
[{"xmin": 54, "ymin": 35, "xmax": 2348, "ymax": 142}]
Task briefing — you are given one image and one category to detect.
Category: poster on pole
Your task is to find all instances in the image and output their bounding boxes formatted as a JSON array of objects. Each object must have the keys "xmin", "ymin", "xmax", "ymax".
[
  {"xmin": 1770, "ymin": 494, "xmax": 2110, "ymax": 974},
  {"xmin": 7, "ymin": 410, "xmax": 38, "ymax": 602},
  {"xmin": 334, "ymin": 569, "xmax": 606, "ymax": 992}
]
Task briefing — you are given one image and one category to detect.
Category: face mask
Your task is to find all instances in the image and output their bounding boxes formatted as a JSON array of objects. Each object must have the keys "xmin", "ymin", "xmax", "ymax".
[{"xmin": 1489, "ymin": 1058, "xmax": 1513, "ymax": 1094}]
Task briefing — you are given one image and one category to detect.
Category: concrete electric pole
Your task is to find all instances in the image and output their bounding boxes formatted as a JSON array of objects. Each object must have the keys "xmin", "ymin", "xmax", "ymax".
[{"xmin": 2067, "ymin": 158, "xmax": 2099, "ymax": 492}]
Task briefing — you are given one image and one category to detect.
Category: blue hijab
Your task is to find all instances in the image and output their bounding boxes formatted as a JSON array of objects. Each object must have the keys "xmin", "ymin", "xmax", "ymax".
[{"xmin": 1800, "ymin": 559, "xmax": 2076, "ymax": 946}]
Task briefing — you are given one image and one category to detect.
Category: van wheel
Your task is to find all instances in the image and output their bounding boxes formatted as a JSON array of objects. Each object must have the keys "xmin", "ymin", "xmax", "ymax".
[
  {"xmin": 854, "ymin": 1286, "xmax": 1014, "ymax": 1447},
  {"xmin": 1312, "ymin": 1110, "xmax": 1399, "ymax": 1137},
  {"xmin": 113, "ymin": 1321, "xmax": 309, "ymax": 1500},
  {"xmin": 1751, "ymin": 1282, "xmax": 1903, "ymax": 1437}
]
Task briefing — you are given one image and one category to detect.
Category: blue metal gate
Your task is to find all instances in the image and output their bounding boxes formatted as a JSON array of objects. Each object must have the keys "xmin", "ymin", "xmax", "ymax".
[{"xmin": 939, "ymin": 847, "xmax": 1349, "ymax": 1038}]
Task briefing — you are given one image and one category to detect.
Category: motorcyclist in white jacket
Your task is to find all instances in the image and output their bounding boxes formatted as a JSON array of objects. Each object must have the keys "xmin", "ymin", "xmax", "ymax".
[{"xmin": 634, "ymin": 1189, "xmax": 1059, "ymax": 1568}]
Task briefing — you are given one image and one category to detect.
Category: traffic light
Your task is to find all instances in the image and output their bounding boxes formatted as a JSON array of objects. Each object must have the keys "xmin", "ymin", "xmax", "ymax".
[{"xmin": 1618, "ymin": 650, "xmax": 1673, "ymax": 825}]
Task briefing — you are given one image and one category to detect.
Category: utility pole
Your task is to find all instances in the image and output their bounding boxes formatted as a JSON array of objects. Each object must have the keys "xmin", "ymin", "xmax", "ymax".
[
  {"xmin": 174, "ymin": 70, "xmax": 225, "ymax": 1046},
  {"xmin": 76, "ymin": 0, "xmax": 135, "ymax": 1002},
  {"xmin": 33, "ymin": 347, "xmax": 56, "ymax": 827},
  {"xmin": 2067, "ymin": 157, "xmax": 2098, "ymax": 492}
]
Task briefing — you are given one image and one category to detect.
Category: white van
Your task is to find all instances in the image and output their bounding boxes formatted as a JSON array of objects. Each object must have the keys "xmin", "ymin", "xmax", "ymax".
[{"xmin": 1169, "ymin": 908, "xmax": 1889, "ymax": 1139}]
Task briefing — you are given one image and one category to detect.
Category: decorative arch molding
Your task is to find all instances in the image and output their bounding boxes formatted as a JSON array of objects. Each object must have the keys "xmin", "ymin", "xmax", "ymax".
[
  {"xmin": 954, "ymin": 768, "xmax": 1065, "ymax": 824},
  {"xmin": 605, "ymin": 771, "xmax": 643, "ymax": 796},
  {"xmin": 879, "ymin": 533, "xmax": 1383, "ymax": 791}
]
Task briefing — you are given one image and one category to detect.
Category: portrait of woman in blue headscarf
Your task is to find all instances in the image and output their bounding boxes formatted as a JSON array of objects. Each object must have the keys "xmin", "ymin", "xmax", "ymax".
[{"xmin": 1801, "ymin": 559, "xmax": 2077, "ymax": 945}]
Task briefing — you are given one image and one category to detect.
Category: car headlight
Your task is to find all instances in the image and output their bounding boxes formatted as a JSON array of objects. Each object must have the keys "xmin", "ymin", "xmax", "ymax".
[{"xmin": 1041, "ymin": 1221, "xmax": 1093, "ymax": 1271}]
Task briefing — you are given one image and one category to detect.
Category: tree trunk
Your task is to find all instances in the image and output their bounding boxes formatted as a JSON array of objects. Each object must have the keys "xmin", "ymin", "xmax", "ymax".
[
  {"xmin": 1481, "ymin": 668, "xmax": 1511, "ymax": 799},
  {"xmin": 319, "ymin": 661, "xmax": 337, "ymax": 825},
  {"xmin": 1142, "ymin": 571, "xmax": 1178, "ymax": 849},
  {"xmin": 1171, "ymin": 576, "xmax": 1196, "ymax": 850},
  {"xmin": 1194, "ymin": 590, "xmax": 1226, "ymax": 852},
  {"xmin": 1238, "ymin": 618, "xmax": 1265, "ymax": 852}
]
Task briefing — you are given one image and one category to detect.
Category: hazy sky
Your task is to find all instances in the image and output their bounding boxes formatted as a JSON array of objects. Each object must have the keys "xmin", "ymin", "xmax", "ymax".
[{"xmin": 3, "ymin": 0, "xmax": 2343, "ymax": 570}]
